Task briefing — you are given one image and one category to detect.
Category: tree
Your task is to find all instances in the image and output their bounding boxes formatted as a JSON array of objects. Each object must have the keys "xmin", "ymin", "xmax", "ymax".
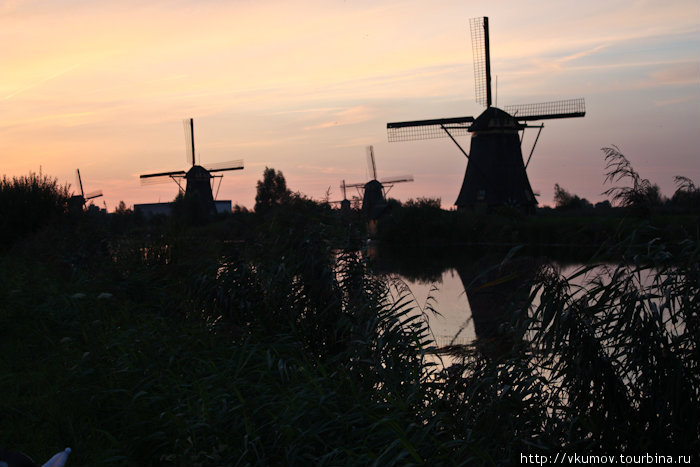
[
  {"xmin": 114, "ymin": 200, "xmax": 131, "ymax": 215},
  {"xmin": 553, "ymin": 183, "xmax": 591, "ymax": 210},
  {"xmin": 403, "ymin": 197, "xmax": 442, "ymax": 209},
  {"xmin": 255, "ymin": 167, "xmax": 291, "ymax": 213}
]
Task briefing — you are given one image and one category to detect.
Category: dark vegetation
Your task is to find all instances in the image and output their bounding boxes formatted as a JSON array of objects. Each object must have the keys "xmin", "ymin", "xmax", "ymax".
[
  {"xmin": 1, "ymin": 148, "xmax": 698, "ymax": 465},
  {"xmin": 378, "ymin": 146, "xmax": 699, "ymax": 253}
]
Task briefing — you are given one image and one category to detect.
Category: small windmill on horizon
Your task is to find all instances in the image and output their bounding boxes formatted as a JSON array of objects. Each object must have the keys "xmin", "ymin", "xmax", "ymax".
[
  {"xmin": 387, "ymin": 16, "xmax": 585, "ymax": 212},
  {"xmin": 345, "ymin": 145, "xmax": 413, "ymax": 219},
  {"xmin": 139, "ymin": 118, "xmax": 244, "ymax": 215},
  {"xmin": 69, "ymin": 168, "xmax": 103, "ymax": 212}
]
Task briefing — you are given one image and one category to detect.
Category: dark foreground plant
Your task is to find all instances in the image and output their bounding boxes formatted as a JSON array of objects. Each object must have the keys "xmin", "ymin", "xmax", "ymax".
[
  {"xmin": 525, "ymin": 237, "xmax": 699, "ymax": 452},
  {"xmin": 602, "ymin": 145, "xmax": 663, "ymax": 214},
  {"xmin": 434, "ymin": 232, "xmax": 699, "ymax": 461}
]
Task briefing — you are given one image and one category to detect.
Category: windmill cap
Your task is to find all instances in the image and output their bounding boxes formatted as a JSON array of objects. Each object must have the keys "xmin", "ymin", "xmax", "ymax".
[
  {"xmin": 469, "ymin": 107, "xmax": 522, "ymax": 132},
  {"xmin": 186, "ymin": 165, "xmax": 212, "ymax": 180}
]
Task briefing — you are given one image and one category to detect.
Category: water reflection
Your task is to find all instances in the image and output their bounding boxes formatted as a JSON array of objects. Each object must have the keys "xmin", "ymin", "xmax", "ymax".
[{"xmin": 372, "ymin": 245, "xmax": 554, "ymax": 357}]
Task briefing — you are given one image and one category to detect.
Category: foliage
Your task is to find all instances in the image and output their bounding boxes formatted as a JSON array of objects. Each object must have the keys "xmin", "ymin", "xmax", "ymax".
[
  {"xmin": 114, "ymin": 200, "xmax": 131, "ymax": 214},
  {"xmin": 602, "ymin": 146, "xmax": 663, "ymax": 213},
  {"xmin": 0, "ymin": 172, "xmax": 69, "ymax": 249},
  {"xmin": 255, "ymin": 167, "xmax": 291, "ymax": 213},
  {"xmin": 553, "ymin": 183, "xmax": 592, "ymax": 210},
  {"xmin": 403, "ymin": 197, "xmax": 442, "ymax": 209}
]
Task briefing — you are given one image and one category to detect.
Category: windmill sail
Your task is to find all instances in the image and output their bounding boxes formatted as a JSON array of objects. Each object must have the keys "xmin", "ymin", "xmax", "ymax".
[
  {"xmin": 84, "ymin": 190, "xmax": 103, "ymax": 200},
  {"xmin": 470, "ymin": 16, "xmax": 492, "ymax": 108},
  {"xmin": 184, "ymin": 118, "xmax": 196, "ymax": 165},
  {"xmin": 503, "ymin": 98, "xmax": 586, "ymax": 121},
  {"xmin": 139, "ymin": 170, "xmax": 187, "ymax": 186},
  {"xmin": 204, "ymin": 160, "xmax": 244, "ymax": 172},
  {"xmin": 387, "ymin": 116, "xmax": 474, "ymax": 142},
  {"xmin": 367, "ymin": 145, "xmax": 377, "ymax": 180},
  {"xmin": 380, "ymin": 175, "xmax": 414, "ymax": 184}
]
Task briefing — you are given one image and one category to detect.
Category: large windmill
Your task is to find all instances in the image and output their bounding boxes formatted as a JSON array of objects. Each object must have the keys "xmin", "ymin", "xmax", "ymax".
[
  {"xmin": 140, "ymin": 118, "xmax": 244, "ymax": 213},
  {"xmin": 346, "ymin": 145, "xmax": 414, "ymax": 219},
  {"xmin": 387, "ymin": 17, "xmax": 585, "ymax": 212},
  {"xmin": 69, "ymin": 169, "xmax": 103, "ymax": 211}
]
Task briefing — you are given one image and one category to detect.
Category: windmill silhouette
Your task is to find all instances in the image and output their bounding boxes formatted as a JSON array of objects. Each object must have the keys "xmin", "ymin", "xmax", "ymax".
[
  {"xmin": 345, "ymin": 145, "xmax": 413, "ymax": 219},
  {"xmin": 140, "ymin": 118, "xmax": 244, "ymax": 213},
  {"xmin": 339, "ymin": 179, "xmax": 352, "ymax": 213},
  {"xmin": 387, "ymin": 17, "xmax": 585, "ymax": 212},
  {"xmin": 69, "ymin": 169, "xmax": 102, "ymax": 211}
]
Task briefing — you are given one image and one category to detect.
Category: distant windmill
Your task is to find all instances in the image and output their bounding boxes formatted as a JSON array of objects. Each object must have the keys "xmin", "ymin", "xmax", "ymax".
[
  {"xmin": 339, "ymin": 179, "xmax": 351, "ymax": 212},
  {"xmin": 69, "ymin": 169, "xmax": 103, "ymax": 211},
  {"xmin": 387, "ymin": 16, "xmax": 585, "ymax": 212},
  {"xmin": 140, "ymin": 118, "xmax": 244, "ymax": 213},
  {"xmin": 346, "ymin": 145, "xmax": 414, "ymax": 219}
]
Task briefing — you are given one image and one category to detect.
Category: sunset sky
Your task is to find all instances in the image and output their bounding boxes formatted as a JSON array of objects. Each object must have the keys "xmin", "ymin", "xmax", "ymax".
[{"xmin": 2, "ymin": 0, "xmax": 699, "ymax": 211}]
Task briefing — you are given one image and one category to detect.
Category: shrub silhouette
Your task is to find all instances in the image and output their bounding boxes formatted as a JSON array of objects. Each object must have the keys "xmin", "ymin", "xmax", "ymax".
[{"xmin": 0, "ymin": 172, "xmax": 69, "ymax": 247}]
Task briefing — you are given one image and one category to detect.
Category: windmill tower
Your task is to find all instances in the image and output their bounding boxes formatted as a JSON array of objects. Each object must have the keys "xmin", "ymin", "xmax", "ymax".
[
  {"xmin": 387, "ymin": 17, "xmax": 585, "ymax": 212},
  {"xmin": 345, "ymin": 145, "xmax": 414, "ymax": 219},
  {"xmin": 139, "ymin": 118, "xmax": 244, "ymax": 214},
  {"xmin": 69, "ymin": 169, "xmax": 103, "ymax": 212}
]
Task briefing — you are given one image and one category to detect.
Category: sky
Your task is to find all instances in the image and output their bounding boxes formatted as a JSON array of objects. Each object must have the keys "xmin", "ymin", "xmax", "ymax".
[{"xmin": 2, "ymin": 0, "xmax": 699, "ymax": 211}]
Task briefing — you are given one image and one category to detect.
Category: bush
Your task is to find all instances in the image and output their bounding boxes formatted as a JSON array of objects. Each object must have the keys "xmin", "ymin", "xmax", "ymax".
[{"xmin": 0, "ymin": 172, "xmax": 69, "ymax": 248}]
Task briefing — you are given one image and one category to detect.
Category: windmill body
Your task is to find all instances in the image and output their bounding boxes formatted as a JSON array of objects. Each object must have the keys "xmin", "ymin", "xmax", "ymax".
[
  {"xmin": 361, "ymin": 179, "xmax": 386, "ymax": 219},
  {"xmin": 387, "ymin": 17, "xmax": 585, "ymax": 212},
  {"xmin": 184, "ymin": 165, "xmax": 215, "ymax": 207},
  {"xmin": 456, "ymin": 107, "xmax": 535, "ymax": 208},
  {"xmin": 139, "ymin": 119, "xmax": 243, "ymax": 217}
]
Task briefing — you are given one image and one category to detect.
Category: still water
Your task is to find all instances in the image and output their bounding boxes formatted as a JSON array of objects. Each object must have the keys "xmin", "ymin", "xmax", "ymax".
[
  {"xmin": 372, "ymin": 245, "xmax": 608, "ymax": 353},
  {"xmin": 393, "ymin": 269, "xmax": 476, "ymax": 349}
]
